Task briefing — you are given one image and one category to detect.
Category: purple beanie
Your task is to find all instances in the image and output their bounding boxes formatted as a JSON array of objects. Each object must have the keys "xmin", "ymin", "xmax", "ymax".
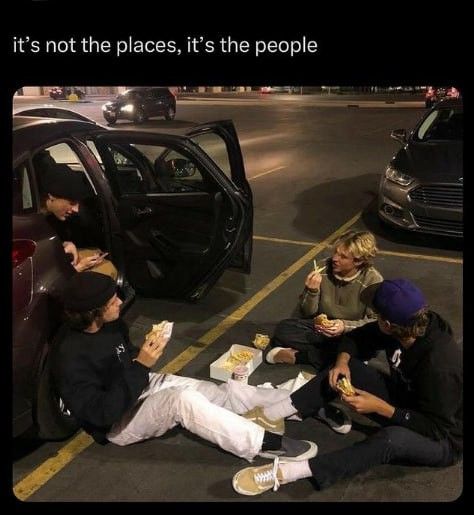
[{"xmin": 373, "ymin": 279, "xmax": 427, "ymax": 325}]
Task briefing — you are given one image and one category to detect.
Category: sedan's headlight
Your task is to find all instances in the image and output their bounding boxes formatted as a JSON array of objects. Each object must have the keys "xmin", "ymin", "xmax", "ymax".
[
  {"xmin": 385, "ymin": 165, "xmax": 414, "ymax": 186},
  {"xmin": 101, "ymin": 104, "xmax": 109, "ymax": 111},
  {"xmin": 121, "ymin": 104, "xmax": 135, "ymax": 113}
]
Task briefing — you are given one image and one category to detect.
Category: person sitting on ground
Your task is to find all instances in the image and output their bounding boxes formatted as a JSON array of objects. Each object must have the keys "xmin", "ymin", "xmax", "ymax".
[
  {"xmin": 39, "ymin": 163, "xmax": 117, "ymax": 279},
  {"xmin": 232, "ymin": 279, "xmax": 463, "ymax": 496},
  {"xmin": 266, "ymin": 230, "xmax": 382, "ymax": 369},
  {"xmin": 53, "ymin": 272, "xmax": 318, "ymax": 464}
]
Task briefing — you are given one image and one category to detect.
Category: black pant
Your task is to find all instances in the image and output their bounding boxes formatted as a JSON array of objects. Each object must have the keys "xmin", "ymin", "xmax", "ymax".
[
  {"xmin": 290, "ymin": 359, "xmax": 460, "ymax": 490},
  {"xmin": 269, "ymin": 318, "xmax": 338, "ymax": 370}
]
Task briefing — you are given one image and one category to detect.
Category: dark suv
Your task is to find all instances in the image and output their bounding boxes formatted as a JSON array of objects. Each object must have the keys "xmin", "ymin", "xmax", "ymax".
[
  {"xmin": 102, "ymin": 87, "xmax": 176, "ymax": 125},
  {"xmin": 13, "ymin": 112, "xmax": 253, "ymax": 440}
]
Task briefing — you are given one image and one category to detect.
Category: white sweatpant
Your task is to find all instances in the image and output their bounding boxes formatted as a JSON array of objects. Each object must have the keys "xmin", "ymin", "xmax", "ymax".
[{"xmin": 106, "ymin": 373, "xmax": 291, "ymax": 462}]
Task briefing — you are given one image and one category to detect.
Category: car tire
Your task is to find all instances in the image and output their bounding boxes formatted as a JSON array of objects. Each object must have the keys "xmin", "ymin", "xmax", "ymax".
[
  {"xmin": 165, "ymin": 105, "xmax": 176, "ymax": 120},
  {"xmin": 35, "ymin": 352, "xmax": 79, "ymax": 441},
  {"xmin": 104, "ymin": 114, "xmax": 117, "ymax": 126},
  {"xmin": 134, "ymin": 109, "xmax": 146, "ymax": 124}
]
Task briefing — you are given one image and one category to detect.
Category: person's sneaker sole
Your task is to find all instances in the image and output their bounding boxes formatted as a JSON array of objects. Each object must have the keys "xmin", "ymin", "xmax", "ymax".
[
  {"xmin": 258, "ymin": 440, "xmax": 318, "ymax": 461},
  {"xmin": 315, "ymin": 407, "xmax": 352, "ymax": 434}
]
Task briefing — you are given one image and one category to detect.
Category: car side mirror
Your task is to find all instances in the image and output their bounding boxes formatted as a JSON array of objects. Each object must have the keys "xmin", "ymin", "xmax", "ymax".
[
  {"xmin": 391, "ymin": 129, "xmax": 407, "ymax": 145},
  {"xmin": 163, "ymin": 158, "xmax": 196, "ymax": 178}
]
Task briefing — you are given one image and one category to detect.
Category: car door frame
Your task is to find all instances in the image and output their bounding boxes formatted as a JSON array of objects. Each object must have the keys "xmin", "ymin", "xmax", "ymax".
[
  {"xmin": 185, "ymin": 120, "xmax": 253, "ymax": 273},
  {"xmin": 88, "ymin": 129, "xmax": 252, "ymax": 300}
]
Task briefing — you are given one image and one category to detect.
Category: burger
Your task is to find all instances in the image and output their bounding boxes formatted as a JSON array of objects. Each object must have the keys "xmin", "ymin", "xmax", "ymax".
[
  {"xmin": 336, "ymin": 376, "xmax": 356, "ymax": 396},
  {"xmin": 314, "ymin": 313, "xmax": 334, "ymax": 327}
]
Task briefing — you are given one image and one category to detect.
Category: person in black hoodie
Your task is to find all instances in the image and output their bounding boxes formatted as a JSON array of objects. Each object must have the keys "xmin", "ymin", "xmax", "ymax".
[
  {"xmin": 232, "ymin": 279, "xmax": 462, "ymax": 496},
  {"xmin": 54, "ymin": 272, "xmax": 318, "ymax": 463}
]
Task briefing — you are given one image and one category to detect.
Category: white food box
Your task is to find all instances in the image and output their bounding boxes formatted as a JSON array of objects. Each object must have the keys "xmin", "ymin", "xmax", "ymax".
[{"xmin": 210, "ymin": 344, "xmax": 263, "ymax": 382}]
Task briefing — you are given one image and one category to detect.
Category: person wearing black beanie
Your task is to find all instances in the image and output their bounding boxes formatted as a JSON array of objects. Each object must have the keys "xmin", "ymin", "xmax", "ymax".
[
  {"xmin": 36, "ymin": 153, "xmax": 117, "ymax": 280},
  {"xmin": 53, "ymin": 272, "xmax": 318, "ymax": 463}
]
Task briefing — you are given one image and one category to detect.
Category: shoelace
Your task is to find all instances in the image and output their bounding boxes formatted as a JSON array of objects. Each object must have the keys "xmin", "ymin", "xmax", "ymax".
[{"xmin": 254, "ymin": 457, "xmax": 280, "ymax": 492}]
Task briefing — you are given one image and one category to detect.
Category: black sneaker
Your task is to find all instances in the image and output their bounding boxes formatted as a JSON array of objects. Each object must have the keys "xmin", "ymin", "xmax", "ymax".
[
  {"xmin": 315, "ymin": 404, "xmax": 352, "ymax": 434},
  {"xmin": 258, "ymin": 436, "xmax": 318, "ymax": 461}
]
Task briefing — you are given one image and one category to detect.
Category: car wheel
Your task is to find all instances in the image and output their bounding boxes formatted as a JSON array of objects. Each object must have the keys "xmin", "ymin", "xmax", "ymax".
[
  {"xmin": 134, "ymin": 109, "xmax": 146, "ymax": 124},
  {"xmin": 35, "ymin": 353, "xmax": 79, "ymax": 441},
  {"xmin": 104, "ymin": 114, "xmax": 117, "ymax": 125},
  {"xmin": 165, "ymin": 105, "xmax": 176, "ymax": 120}
]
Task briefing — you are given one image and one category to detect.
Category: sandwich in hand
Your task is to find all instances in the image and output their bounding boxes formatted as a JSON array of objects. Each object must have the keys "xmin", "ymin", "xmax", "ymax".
[
  {"xmin": 146, "ymin": 320, "xmax": 174, "ymax": 340},
  {"xmin": 335, "ymin": 376, "xmax": 356, "ymax": 396},
  {"xmin": 314, "ymin": 313, "xmax": 334, "ymax": 328}
]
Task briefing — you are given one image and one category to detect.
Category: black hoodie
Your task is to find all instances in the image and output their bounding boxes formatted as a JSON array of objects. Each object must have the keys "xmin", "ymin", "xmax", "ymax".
[{"xmin": 337, "ymin": 311, "xmax": 463, "ymax": 453}]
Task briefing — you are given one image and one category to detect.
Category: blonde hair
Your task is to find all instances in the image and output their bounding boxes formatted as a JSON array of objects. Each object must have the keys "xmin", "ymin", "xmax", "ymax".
[{"xmin": 333, "ymin": 231, "xmax": 378, "ymax": 267}]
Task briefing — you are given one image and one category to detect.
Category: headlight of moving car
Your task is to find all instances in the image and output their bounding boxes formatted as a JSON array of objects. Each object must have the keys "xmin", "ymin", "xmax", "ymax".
[
  {"xmin": 101, "ymin": 104, "xmax": 109, "ymax": 111},
  {"xmin": 121, "ymin": 104, "xmax": 135, "ymax": 113},
  {"xmin": 385, "ymin": 165, "xmax": 414, "ymax": 186}
]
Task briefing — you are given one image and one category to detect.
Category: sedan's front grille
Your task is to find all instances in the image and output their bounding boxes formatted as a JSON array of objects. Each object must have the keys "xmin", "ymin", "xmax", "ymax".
[
  {"xmin": 409, "ymin": 184, "xmax": 463, "ymax": 208},
  {"xmin": 413, "ymin": 214, "xmax": 463, "ymax": 236}
]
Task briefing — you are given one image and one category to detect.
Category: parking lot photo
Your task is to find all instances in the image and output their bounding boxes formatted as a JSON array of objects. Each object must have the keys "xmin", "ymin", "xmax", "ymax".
[{"xmin": 12, "ymin": 86, "xmax": 463, "ymax": 502}]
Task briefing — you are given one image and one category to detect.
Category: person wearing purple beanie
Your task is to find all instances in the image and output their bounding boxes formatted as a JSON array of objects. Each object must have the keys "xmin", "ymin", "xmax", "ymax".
[{"xmin": 233, "ymin": 279, "xmax": 462, "ymax": 496}]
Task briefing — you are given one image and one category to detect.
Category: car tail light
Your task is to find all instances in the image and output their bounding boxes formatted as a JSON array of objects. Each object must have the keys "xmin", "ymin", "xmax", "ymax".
[{"xmin": 12, "ymin": 240, "xmax": 36, "ymax": 268}]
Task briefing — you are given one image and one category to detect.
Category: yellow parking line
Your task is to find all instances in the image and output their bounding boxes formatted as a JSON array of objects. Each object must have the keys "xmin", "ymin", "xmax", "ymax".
[
  {"xmin": 378, "ymin": 250, "xmax": 462, "ymax": 264},
  {"xmin": 253, "ymin": 235, "xmax": 318, "ymax": 246},
  {"xmin": 254, "ymin": 235, "xmax": 463, "ymax": 265},
  {"xmin": 14, "ymin": 431, "xmax": 93, "ymax": 501},
  {"xmin": 13, "ymin": 211, "xmax": 361, "ymax": 501},
  {"xmin": 249, "ymin": 166, "xmax": 285, "ymax": 181}
]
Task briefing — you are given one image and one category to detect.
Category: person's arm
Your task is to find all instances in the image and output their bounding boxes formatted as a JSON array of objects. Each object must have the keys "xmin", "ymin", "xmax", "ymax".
[
  {"xmin": 299, "ymin": 270, "xmax": 325, "ymax": 317},
  {"xmin": 336, "ymin": 321, "xmax": 385, "ymax": 359}
]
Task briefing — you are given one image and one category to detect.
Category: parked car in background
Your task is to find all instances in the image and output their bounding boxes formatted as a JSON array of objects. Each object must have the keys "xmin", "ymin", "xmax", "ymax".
[
  {"xmin": 378, "ymin": 98, "xmax": 463, "ymax": 238},
  {"xmin": 13, "ymin": 113, "xmax": 253, "ymax": 440},
  {"xmin": 102, "ymin": 87, "xmax": 176, "ymax": 125},
  {"xmin": 49, "ymin": 87, "xmax": 85, "ymax": 100}
]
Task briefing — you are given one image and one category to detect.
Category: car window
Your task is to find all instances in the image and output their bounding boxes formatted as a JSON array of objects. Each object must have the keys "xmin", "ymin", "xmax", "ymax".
[
  {"xmin": 13, "ymin": 163, "xmax": 35, "ymax": 214},
  {"xmin": 190, "ymin": 132, "xmax": 232, "ymax": 179},
  {"xmin": 416, "ymin": 107, "xmax": 463, "ymax": 141},
  {"xmin": 135, "ymin": 144, "xmax": 207, "ymax": 193}
]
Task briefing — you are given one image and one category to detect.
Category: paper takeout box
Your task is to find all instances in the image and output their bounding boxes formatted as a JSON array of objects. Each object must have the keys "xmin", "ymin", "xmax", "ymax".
[{"xmin": 210, "ymin": 344, "xmax": 263, "ymax": 382}]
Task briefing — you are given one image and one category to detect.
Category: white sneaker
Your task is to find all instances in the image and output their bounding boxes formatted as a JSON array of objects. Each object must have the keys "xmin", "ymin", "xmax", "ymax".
[{"xmin": 316, "ymin": 405, "xmax": 352, "ymax": 434}]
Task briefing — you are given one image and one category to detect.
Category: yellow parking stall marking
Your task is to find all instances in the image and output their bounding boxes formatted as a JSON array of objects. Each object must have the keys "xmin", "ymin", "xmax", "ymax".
[
  {"xmin": 13, "ymin": 211, "xmax": 361, "ymax": 500},
  {"xmin": 14, "ymin": 431, "xmax": 94, "ymax": 501},
  {"xmin": 254, "ymin": 235, "xmax": 463, "ymax": 265},
  {"xmin": 377, "ymin": 250, "xmax": 462, "ymax": 264},
  {"xmin": 249, "ymin": 166, "xmax": 285, "ymax": 181},
  {"xmin": 253, "ymin": 235, "xmax": 318, "ymax": 246}
]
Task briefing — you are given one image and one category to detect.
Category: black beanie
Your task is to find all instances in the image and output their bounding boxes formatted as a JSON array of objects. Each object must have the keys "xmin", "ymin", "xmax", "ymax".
[
  {"xmin": 63, "ymin": 272, "xmax": 116, "ymax": 312},
  {"xmin": 42, "ymin": 166, "xmax": 92, "ymax": 201}
]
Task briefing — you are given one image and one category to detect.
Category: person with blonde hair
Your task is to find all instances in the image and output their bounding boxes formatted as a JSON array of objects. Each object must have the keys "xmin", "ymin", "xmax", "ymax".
[{"xmin": 265, "ymin": 231, "xmax": 382, "ymax": 432}]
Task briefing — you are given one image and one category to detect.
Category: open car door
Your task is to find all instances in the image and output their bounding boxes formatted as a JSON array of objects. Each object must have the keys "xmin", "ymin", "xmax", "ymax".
[
  {"xmin": 90, "ymin": 126, "xmax": 252, "ymax": 301},
  {"xmin": 185, "ymin": 120, "xmax": 253, "ymax": 273}
]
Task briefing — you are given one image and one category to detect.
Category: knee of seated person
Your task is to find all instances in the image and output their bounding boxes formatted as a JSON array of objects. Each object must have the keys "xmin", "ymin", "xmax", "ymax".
[{"xmin": 176, "ymin": 388, "xmax": 204, "ymax": 407}]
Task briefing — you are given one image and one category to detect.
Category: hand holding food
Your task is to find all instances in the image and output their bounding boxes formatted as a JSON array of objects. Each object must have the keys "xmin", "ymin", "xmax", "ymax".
[{"xmin": 314, "ymin": 313, "xmax": 334, "ymax": 328}]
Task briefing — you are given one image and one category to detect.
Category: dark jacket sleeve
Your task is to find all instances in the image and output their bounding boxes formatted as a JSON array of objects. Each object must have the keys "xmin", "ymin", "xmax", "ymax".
[
  {"xmin": 390, "ymin": 366, "xmax": 462, "ymax": 441},
  {"xmin": 337, "ymin": 321, "xmax": 392, "ymax": 360}
]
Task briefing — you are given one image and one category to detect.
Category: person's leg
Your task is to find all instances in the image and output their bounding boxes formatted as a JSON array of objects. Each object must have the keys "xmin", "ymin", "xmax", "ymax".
[
  {"xmin": 233, "ymin": 426, "xmax": 458, "ymax": 495},
  {"xmin": 267, "ymin": 318, "xmax": 334, "ymax": 368},
  {"xmin": 307, "ymin": 426, "xmax": 457, "ymax": 490},
  {"xmin": 107, "ymin": 387, "xmax": 263, "ymax": 460},
  {"xmin": 107, "ymin": 386, "xmax": 317, "ymax": 462},
  {"xmin": 290, "ymin": 358, "xmax": 391, "ymax": 419}
]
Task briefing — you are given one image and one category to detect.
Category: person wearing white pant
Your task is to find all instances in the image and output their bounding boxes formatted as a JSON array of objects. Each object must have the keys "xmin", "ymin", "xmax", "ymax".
[
  {"xmin": 55, "ymin": 272, "xmax": 317, "ymax": 464},
  {"xmin": 107, "ymin": 374, "xmax": 292, "ymax": 461}
]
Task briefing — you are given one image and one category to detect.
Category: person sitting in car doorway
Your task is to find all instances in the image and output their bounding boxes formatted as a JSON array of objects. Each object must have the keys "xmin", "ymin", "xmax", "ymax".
[
  {"xmin": 265, "ymin": 231, "xmax": 382, "ymax": 370},
  {"xmin": 39, "ymin": 162, "xmax": 118, "ymax": 279},
  {"xmin": 53, "ymin": 272, "xmax": 318, "ymax": 464}
]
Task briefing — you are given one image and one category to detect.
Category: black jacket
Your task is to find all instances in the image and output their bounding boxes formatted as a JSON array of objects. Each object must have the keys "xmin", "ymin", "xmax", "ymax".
[
  {"xmin": 54, "ymin": 319, "xmax": 149, "ymax": 443},
  {"xmin": 337, "ymin": 312, "xmax": 463, "ymax": 453}
]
